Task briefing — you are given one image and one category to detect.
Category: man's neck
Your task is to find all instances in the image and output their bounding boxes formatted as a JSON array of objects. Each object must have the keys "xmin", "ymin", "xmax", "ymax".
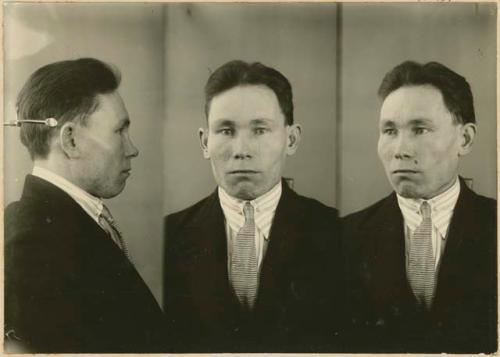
[
  {"xmin": 33, "ymin": 157, "xmax": 78, "ymax": 188},
  {"xmin": 425, "ymin": 176, "xmax": 460, "ymax": 201},
  {"xmin": 397, "ymin": 176, "xmax": 460, "ymax": 205},
  {"xmin": 32, "ymin": 161, "xmax": 104, "ymax": 225}
]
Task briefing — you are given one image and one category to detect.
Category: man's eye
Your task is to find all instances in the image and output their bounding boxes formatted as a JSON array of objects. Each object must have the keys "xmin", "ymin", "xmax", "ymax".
[
  {"xmin": 219, "ymin": 128, "xmax": 233, "ymax": 135},
  {"xmin": 382, "ymin": 128, "xmax": 396, "ymax": 135},
  {"xmin": 414, "ymin": 127, "xmax": 429, "ymax": 135},
  {"xmin": 254, "ymin": 128, "xmax": 268, "ymax": 135}
]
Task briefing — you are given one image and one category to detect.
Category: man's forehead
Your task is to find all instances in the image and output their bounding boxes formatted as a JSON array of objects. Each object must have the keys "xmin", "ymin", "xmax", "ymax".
[
  {"xmin": 96, "ymin": 91, "xmax": 122, "ymax": 105},
  {"xmin": 208, "ymin": 103, "xmax": 284, "ymax": 128},
  {"xmin": 97, "ymin": 92, "xmax": 127, "ymax": 111},
  {"xmin": 87, "ymin": 91, "xmax": 129, "ymax": 126},
  {"xmin": 210, "ymin": 117, "xmax": 276, "ymax": 126},
  {"xmin": 380, "ymin": 85, "xmax": 451, "ymax": 122},
  {"xmin": 210, "ymin": 85, "xmax": 279, "ymax": 111}
]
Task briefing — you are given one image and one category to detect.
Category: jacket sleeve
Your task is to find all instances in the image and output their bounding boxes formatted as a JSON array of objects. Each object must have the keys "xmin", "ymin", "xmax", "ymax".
[
  {"xmin": 162, "ymin": 213, "xmax": 193, "ymax": 351},
  {"xmin": 5, "ymin": 225, "xmax": 84, "ymax": 352}
]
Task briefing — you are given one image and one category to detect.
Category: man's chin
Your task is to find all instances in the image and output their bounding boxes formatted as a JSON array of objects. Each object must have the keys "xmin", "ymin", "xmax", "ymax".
[
  {"xmin": 98, "ymin": 183, "xmax": 127, "ymax": 199},
  {"xmin": 392, "ymin": 181, "xmax": 422, "ymax": 199},
  {"xmin": 224, "ymin": 182, "xmax": 260, "ymax": 201},
  {"xmin": 233, "ymin": 188, "xmax": 259, "ymax": 201}
]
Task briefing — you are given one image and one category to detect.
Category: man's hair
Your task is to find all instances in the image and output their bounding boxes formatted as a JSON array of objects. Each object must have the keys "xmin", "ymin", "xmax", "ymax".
[
  {"xmin": 204, "ymin": 60, "xmax": 294, "ymax": 125},
  {"xmin": 378, "ymin": 61, "xmax": 475, "ymax": 124},
  {"xmin": 16, "ymin": 58, "xmax": 121, "ymax": 159}
]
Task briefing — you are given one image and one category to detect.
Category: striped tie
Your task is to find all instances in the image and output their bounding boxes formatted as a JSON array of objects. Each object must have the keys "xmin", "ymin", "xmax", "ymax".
[
  {"xmin": 407, "ymin": 201, "xmax": 435, "ymax": 309},
  {"xmin": 99, "ymin": 205, "xmax": 132, "ymax": 262},
  {"xmin": 230, "ymin": 202, "xmax": 258, "ymax": 310}
]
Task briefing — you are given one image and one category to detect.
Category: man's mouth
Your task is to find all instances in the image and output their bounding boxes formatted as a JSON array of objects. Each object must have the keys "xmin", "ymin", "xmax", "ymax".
[
  {"xmin": 392, "ymin": 169, "xmax": 419, "ymax": 174},
  {"xmin": 228, "ymin": 170, "xmax": 259, "ymax": 174}
]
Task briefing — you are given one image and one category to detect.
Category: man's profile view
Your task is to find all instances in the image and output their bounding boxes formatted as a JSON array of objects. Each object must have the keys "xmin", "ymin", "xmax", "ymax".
[{"xmin": 5, "ymin": 58, "xmax": 166, "ymax": 353}]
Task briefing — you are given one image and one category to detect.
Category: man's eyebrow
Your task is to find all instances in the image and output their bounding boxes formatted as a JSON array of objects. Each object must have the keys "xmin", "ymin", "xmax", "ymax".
[
  {"xmin": 211, "ymin": 119, "xmax": 235, "ymax": 127},
  {"xmin": 250, "ymin": 118, "xmax": 273, "ymax": 125},
  {"xmin": 379, "ymin": 119, "xmax": 396, "ymax": 127},
  {"xmin": 408, "ymin": 118, "xmax": 434, "ymax": 126},
  {"xmin": 379, "ymin": 118, "xmax": 434, "ymax": 127}
]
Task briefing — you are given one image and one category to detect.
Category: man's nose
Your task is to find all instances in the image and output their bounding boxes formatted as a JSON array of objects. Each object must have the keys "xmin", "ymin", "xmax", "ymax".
[
  {"xmin": 125, "ymin": 135, "xmax": 139, "ymax": 158},
  {"xmin": 393, "ymin": 133, "xmax": 413, "ymax": 160},
  {"xmin": 232, "ymin": 133, "xmax": 252, "ymax": 159}
]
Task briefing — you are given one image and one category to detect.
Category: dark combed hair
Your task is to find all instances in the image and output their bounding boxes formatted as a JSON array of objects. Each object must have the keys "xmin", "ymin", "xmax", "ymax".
[
  {"xmin": 378, "ymin": 61, "xmax": 475, "ymax": 124},
  {"xmin": 16, "ymin": 57, "xmax": 121, "ymax": 159},
  {"xmin": 204, "ymin": 60, "xmax": 294, "ymax": 125}
]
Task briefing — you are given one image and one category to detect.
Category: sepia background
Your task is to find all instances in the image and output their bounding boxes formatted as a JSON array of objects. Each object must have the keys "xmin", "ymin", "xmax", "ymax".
[{"xmin": 3, "ymin": 2, "xmax": 496, "ymax": 305}]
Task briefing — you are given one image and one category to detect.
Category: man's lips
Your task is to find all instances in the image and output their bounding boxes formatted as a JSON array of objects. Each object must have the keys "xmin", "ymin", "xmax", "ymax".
[
  {"xmin": 228, "ymin": 170, "xmax": 259, "ymax": 174},
  {"xmin": 392, "ymin": 169, "xmax": 419, "ymax": 174}
]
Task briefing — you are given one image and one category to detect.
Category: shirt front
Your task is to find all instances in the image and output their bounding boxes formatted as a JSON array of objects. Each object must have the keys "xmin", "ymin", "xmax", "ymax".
[
  {"xmin": 397, "ymin": 177, "xmax": 461, "ymax": 269},
  {"xmin": 219, "ymin": 181, "xmax": 282, "ymax": 274},
  {"xmin": 32, "ymin": 166, "xmax": 104, "ymax": 226}
]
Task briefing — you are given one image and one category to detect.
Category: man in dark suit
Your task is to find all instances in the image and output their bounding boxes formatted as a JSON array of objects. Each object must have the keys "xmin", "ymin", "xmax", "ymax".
[
  {"xmin": 163, "ymin": 60, "xmax": 344, "ymax": 352},
  {"xmin": 343, "ymin": 61, "xmax": 497, "ymax": 353},
  {"xmin": 5, "ymin": 58, "xmax": 165, "ymax": 353}
]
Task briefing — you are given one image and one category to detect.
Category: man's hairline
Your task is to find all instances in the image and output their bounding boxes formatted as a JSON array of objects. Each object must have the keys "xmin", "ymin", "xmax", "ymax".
[
  {"xmin": 379, "ymin": 83, "xmax": 466, "ymax": 125},
  {"xmin": 205, "ymin": 83, "xmax": 291, "ymax": 126}
]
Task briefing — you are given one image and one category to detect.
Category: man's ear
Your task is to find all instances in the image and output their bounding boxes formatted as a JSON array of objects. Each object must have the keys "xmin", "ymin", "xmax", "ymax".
[
  {"xmin": 59, "ymin": 122, "xmax": 80, "ymax": 159},
  {"xmin": 286, "ymin": 124, "xmax": 302, "ymax": 156},
  {"xmin": 458, "ymin": 122, "xmax": 476, "ymax": 157},
  {"xmin": 198, "ymin": 127, "xmax": 210, "ymax": 159}
]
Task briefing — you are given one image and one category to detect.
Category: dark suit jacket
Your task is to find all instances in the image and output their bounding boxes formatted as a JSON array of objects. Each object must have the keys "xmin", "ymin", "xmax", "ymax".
[
  {"xmin": 163, "ymin": 181, "xmax": 345, "ymax": 352},
  {"xmin": 5, "ymin": 175, "xmax": 166, "ymax": 353},
  {"xmin": 342, "ymin": 179, "xmax": 497, "ymax": 353}
]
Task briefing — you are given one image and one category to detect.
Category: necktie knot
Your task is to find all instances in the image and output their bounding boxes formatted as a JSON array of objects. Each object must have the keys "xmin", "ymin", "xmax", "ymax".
[
  {"xmin": 420, "ymin": 201, "xmax": 431, "ymax": 219},
  {"xmin": 100, "ymin": 204, "xmax": 115, "ymax": 224},
  {"xmin": 243, "ymin": 202, "xmax": 254, "ymax": 222},
  {"xmin": 98, "ymin": 205, "xmax": 132, "ymax": 262}
]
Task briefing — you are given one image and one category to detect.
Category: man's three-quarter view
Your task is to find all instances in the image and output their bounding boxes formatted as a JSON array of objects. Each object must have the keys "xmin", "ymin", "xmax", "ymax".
[{"xmin": 343, "ymin": 61, "xmax": 497, "ymax": 353}]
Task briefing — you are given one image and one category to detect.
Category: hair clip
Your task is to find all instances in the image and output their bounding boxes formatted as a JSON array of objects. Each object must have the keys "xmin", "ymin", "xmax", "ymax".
[{"xmin": 4, "ymin": 118, "xmax": 58, "ymax": 128}]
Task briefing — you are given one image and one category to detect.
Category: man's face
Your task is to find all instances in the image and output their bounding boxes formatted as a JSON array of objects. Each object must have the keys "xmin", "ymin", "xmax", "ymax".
[
  {"xmin": 200, "ymin": 85, "xmax": 300, "ymax": 200},
  {"xmin": 74, "ymin": 92, "xmax": 139, "ymax": 198},
  {"xmin": 378, "ymin": 85, "xmax": 468, "ymax": 199}
]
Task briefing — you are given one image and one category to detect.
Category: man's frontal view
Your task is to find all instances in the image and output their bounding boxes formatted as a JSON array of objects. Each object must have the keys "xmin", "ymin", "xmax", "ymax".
[
  {"xmin": 203, "ymin": 83, "xmax": 294, "ymax": 201},
  {"xmin": 4, "ymin": 58, "xmax": 166, "ymax": 353},
  {"xmin": 163, "ymin": 60, "xmax": 345, "ymax": 352}
]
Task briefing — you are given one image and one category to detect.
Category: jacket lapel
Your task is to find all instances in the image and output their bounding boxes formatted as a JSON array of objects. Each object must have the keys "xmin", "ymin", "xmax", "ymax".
[
  {"xmin": 359, "ymin": 194, "xmax": 416, "ymax": 312},
  {"xmin": 181, "ymin": 191, "xmax": 241, "ymax": 329},
  {"xmin": 23, "ymin": 175, "xmax": 153, "ymax": 292},
  {"xmin": 431, "ymin": 179, "xmax": 474, "ymax": 313},
  {"xmin": 254, "ymin": 183, "xmax": 305, "ymax": 318}
]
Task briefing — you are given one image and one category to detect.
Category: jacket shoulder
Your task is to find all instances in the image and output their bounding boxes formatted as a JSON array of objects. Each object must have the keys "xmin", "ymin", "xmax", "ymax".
[
  {"xmin": 6, "ymin": 199, "xmax": 44, "ymax": 224},
  {"xmin": 164, "ymin": 194, "xmax": 215, "ymax": 231},
  {"xmin": 342, "ymin": 193, "xmax": 394, "ymax": 228},
  {"xmin": 5, "ymin": 199, "xmax": 53, "ymax": 243},
  {"xmin": 293, "ymin": 191, "xmax": 339, "ymax": 218},
  {"xmin": 465, "ymin": 189, "xmax": 497, "ymax": 230},
  {"xmin": 470, "ymin": 191, "xmax": 496, "ymax": 213},
  {"xmin": 283, "ymin": 191, "xmax": 341, "ymax": 257}
]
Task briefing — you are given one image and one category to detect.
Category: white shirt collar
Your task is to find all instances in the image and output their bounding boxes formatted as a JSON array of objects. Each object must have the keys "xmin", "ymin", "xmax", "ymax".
[
  {"xmin": 397, "ymin": 177, "xmax": 461, "ymax": 238},
  {"xmin": 32, "ymin": 166, "xmax": 104, "ymax": 223},
  {"xmin": 218, "ymin": 181, "xmax": 282, "ymax": 239}
]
